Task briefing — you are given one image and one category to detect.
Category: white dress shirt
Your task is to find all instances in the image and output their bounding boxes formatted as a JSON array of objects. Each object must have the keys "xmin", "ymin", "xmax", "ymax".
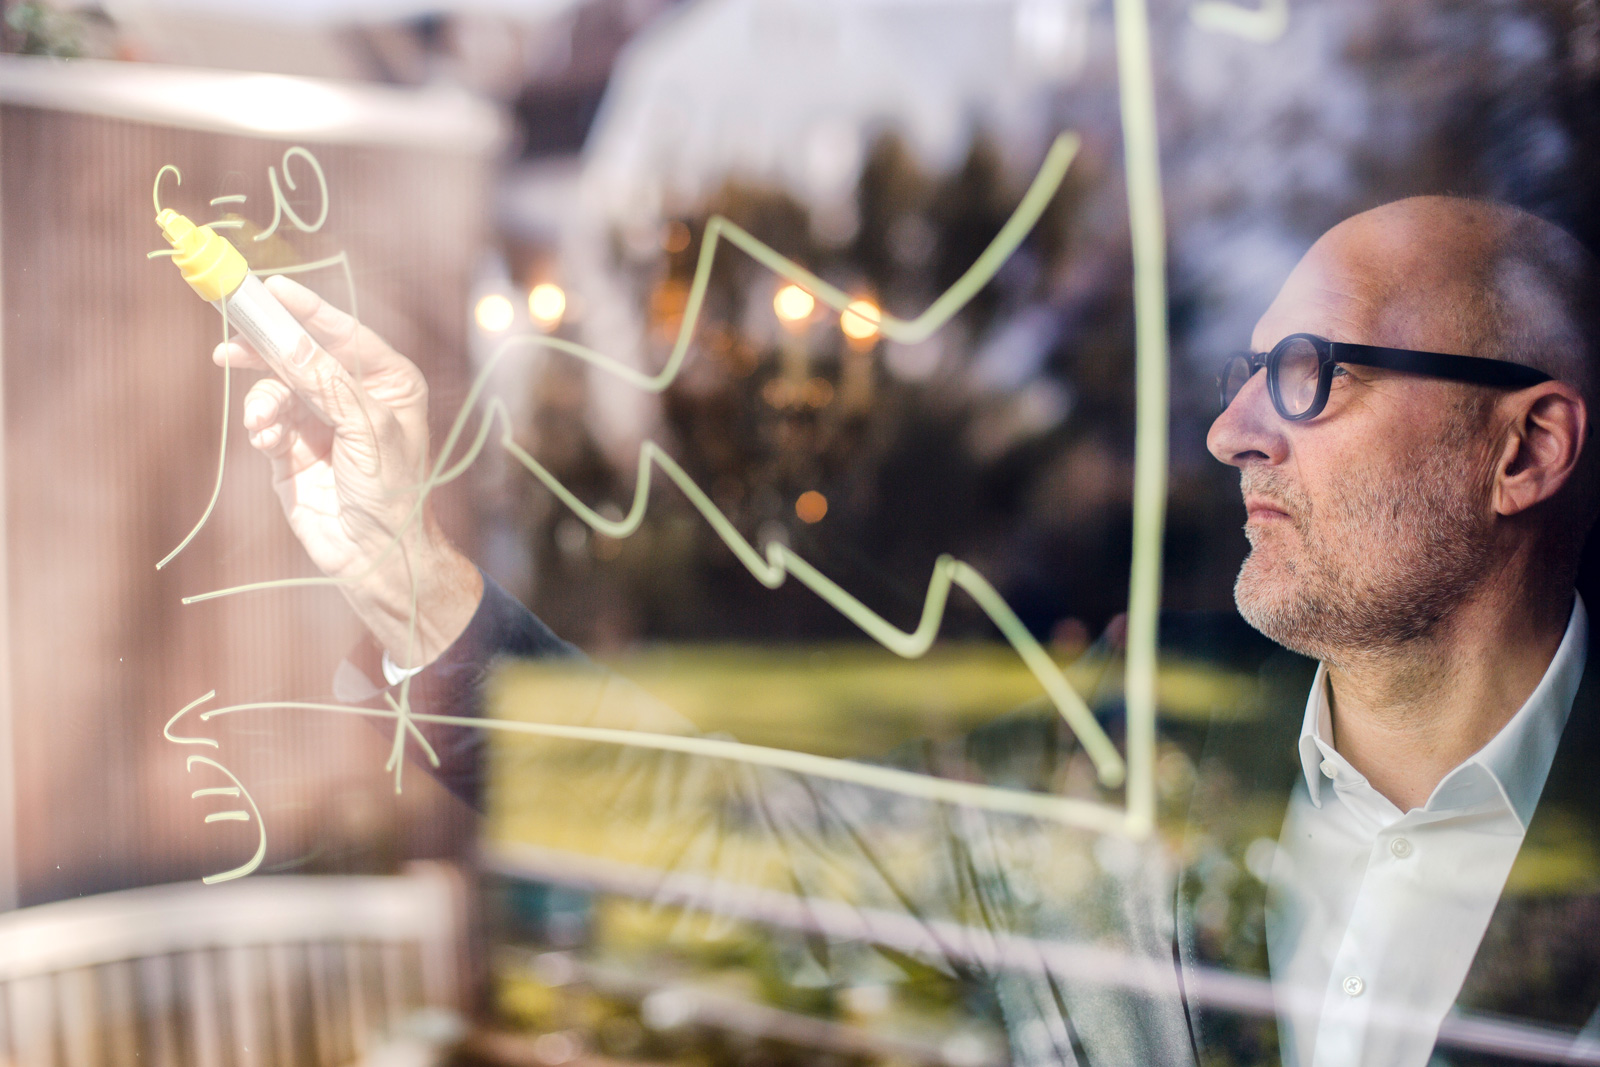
[{"xmin": 1265, "ymin": 595, "xmax": 1589, "ymax": 1067}]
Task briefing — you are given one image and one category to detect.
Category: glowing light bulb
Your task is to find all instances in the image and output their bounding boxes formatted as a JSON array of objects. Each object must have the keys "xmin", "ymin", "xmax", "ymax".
[
  {"xmin": 475, "ymin": 294, "xmax": 514, "ymax": 333},
  {"xmin": 795, "ymin": 490, "xmax": 829, "ymax": 523},
  {"xmin": 774, "ymin": 284, "xmax": 816, "ymax": 323},
  {"xmin": 840, "ymin": 299, "xmax": 880, "ymax": 341},
  {"xmin": 529, "ymin": 283, "xmax": 567, "ymax": 328}
]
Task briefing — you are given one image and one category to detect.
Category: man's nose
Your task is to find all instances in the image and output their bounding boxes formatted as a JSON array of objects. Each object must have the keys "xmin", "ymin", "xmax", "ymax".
[{"xmin": 1207, "ymin": 368, "xmax": 1288, "ymax": 468}]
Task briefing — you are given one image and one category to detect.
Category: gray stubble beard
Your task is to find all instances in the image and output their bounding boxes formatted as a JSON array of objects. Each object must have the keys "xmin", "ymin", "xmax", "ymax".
[{"xmin": 1232, "ymin": 447, "xmax": 1495, "ymax": 665}]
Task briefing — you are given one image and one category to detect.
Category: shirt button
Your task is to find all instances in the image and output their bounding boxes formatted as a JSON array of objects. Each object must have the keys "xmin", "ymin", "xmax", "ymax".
[
  {"xmin": 1319, "ymin": 759, "xmax": 1337, "ymax": 779},
  {"xmin": 1390, "ymin": 837, "xmax": 1413, "ymax": 858},
  {"xmin": 1342, "ymin": 976, "xmax": 1365, "ymax": 997}
]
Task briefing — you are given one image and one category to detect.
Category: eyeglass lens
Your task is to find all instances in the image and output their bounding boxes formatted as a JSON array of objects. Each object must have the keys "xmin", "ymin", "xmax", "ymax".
[
  {"xmin": 1274, "ymin": 336, "xmax": 1323, "ymax": 417},
  {"xmin": 1221, "ymin": 356, "xmax": 1255, "ymax": 411}
]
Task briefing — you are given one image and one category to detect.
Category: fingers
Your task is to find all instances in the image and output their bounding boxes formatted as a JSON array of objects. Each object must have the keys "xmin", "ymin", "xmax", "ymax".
[
  {"xmin": 242, "ymin": 378, "xmax": 332, "ymax": 475},
  {"xmin": 262, "ymin": 276, "xmax": 423, "ymax": 390},
  {"xmin": 212, "ymin": 287, "xmax": 371, "ymax": 439},
  {"xmin": 220, "ymin": 333, "xmax": 370, "ymax": 451},
  {"xmin": 209, "ymin": 297, "xmax": 365, "ymax": 434},
  {"xmin": 257, "ymin": 276, "xmax": 426, "ymax": 451},
  {"xmin": 243, "ymin": 378, "xmax": 293, "ymax": 455},
  {"xmin": 213, "ymin": 340, "xmax": 268, "ymax": 372}
]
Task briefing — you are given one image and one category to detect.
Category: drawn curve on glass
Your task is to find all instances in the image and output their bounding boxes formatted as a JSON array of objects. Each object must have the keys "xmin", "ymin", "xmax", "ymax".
[{"xmin": 186, "ymin": 754, "xmax": 267, "ymax": 884}]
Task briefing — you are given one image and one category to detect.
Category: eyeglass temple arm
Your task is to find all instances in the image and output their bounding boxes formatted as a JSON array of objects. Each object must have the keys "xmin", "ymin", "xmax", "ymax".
[{"xmin": 1328, "ymin": 342, "xmax": 1554, "ymax": 388}]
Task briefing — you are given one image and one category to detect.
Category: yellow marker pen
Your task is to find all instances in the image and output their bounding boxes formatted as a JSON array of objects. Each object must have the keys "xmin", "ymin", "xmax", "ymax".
[{"xmin": 155, "ymin": 209, "xmax": 322, "ymax": 402}]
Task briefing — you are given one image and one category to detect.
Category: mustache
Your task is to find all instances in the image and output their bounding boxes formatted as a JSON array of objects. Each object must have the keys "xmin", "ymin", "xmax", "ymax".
[{"xmin": 1239, "ymin": 469, "xmax": 1311, "ymax": 518}]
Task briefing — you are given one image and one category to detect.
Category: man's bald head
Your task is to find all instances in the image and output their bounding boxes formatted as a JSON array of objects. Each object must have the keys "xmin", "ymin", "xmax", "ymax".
[{"xmin": 1299, "ymin": 196, "xmax": 1600, "ymax": 411}]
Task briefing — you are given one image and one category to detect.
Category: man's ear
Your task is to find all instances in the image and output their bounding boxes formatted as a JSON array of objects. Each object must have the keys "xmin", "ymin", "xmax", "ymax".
[{"xmin": 1491, "ymin": 382, "xmax": 1588, "ymax": 517}]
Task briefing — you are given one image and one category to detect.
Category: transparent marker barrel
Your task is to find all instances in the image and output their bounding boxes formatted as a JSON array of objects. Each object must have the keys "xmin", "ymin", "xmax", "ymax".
[{"xmin": 213, "ymin": 272, "xmax": 315, "ymax": 383}]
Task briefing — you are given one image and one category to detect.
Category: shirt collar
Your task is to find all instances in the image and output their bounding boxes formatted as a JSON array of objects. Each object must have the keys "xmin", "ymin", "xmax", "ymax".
[
  {"xmin": 1295, "ymin": 594, "xmax": 1589, "ymax": 825},
  {"xmin": 1295, "ymin": 667, "xmax": 1335, "ymax": 808}
]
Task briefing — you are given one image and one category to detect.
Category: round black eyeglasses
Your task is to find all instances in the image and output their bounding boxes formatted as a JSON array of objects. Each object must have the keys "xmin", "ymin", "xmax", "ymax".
[{"xmin": 1217, "ymin": 333, "xmax": 1554, "ymax": 421}]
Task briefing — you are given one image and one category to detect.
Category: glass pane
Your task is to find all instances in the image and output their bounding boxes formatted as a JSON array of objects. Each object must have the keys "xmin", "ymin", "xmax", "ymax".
[{"xmin": 8, "ymin": 3, "xmax": 1600, "ymax": 1065}]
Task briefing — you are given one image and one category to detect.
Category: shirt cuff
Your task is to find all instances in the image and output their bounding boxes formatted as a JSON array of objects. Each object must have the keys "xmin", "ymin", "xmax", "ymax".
[
  {"xmin": 332, "ymin": 567, "xmax": 583, "ymax": 712},
  {"xmin": 382, "ymin": 650, "xmax": 427, "ymax": 687}
]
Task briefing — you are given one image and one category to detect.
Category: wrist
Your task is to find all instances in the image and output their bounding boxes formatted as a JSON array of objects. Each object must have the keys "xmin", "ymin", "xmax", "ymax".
[{"xmin": 341, "ymin": 527, "xmax": 483, "ymax": 669}]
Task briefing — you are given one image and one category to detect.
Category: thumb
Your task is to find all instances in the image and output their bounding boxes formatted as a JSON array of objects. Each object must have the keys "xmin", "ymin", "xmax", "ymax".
[{"xmin": 224, "ymin": 275, "xmax": 377, "ymax": 435}]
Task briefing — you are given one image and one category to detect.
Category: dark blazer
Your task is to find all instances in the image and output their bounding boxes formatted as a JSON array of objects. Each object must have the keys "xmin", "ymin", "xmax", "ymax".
[{"xmin": 1175, "ymin": 625, "xmax": 1600, "ymax": 1066}]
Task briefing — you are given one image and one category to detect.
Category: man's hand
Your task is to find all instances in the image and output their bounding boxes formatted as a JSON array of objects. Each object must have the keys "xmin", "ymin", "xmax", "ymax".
[{"xmin": 213, "ymin": 275, "xmax": 483, "ymax": 669}]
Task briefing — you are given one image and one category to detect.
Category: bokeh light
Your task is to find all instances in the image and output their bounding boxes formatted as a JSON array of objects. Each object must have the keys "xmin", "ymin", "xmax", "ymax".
[
  {"xmin": 474, "ymin": 293, "xmax": 514, "ymax": 333},
  {"xmin": 840, "ymin": 299, "xmax": 880, "ymax": 341},
  {"xmin": 795, "ymin": 490, "xmax": 829, "ymax": 523},
  {"xmin": 774, "ymin": 284, "xmax": 816, "ymax": 323},
  {"xmin": 529, "ymin": 283, "xmax": 567, "ymax": 328}
]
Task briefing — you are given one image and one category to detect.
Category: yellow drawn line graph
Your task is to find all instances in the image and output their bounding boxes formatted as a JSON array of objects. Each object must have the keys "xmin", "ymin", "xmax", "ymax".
[
  {"xmin": 172, "ymin": 135, "xmax": 1130, "ymax": 785},
  {"xmin": 169, "ymin": 136, "xmax": 1125, "ymax": 787},
  {"xmin": 159, "ymin": 0, "xmax": 1174, "ymax": 880}
]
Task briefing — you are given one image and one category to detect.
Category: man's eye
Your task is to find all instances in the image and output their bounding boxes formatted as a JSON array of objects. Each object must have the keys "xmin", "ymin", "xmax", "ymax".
[{"xmin": 1330, "ymin": 365, "xmax": 1349, "ymax": 378}]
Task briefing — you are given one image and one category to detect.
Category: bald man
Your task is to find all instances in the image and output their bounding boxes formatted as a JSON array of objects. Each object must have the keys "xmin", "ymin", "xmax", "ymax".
[
  {"xmin": 1193, "ymin": 196, "xmax": 1600, "ymax": 1066},
  {"xmin": 217, "ymin": 196, "xmax": 1600, "ymax": 1065}
]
